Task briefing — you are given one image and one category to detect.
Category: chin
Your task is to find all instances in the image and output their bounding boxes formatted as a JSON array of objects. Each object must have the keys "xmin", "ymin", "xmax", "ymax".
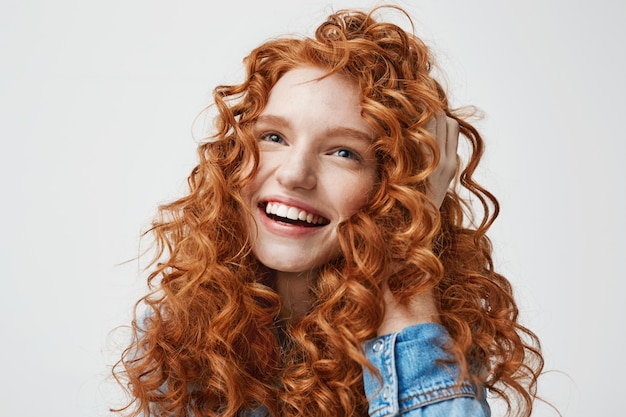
[
  {"xmin": 260, "ymin": 261, "xmax": 321, "ymax": 275},
  {"xmin": 255, "ymin": 252, "xmax": 340, "ymax": 276},
  {"xmin": 250, "ymin": 232, "xmax": 344, "ymax": 276}
]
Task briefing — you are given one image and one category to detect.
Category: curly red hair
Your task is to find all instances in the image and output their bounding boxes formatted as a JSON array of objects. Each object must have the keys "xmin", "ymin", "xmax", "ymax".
[{"xmin": 114, "ymin": 6, "xmax": 543, "ymax": 417}]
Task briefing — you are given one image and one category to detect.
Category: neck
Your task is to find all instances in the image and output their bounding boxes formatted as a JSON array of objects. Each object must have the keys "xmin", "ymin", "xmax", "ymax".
[{"xmin": 275, "ymin": 270, "xmax": 314, "ymax": 322}]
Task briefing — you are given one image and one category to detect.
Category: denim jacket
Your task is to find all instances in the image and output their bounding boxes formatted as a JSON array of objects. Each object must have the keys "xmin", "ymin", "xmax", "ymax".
[
  {"xmin": 245, "ymin": 323, "xmax": 490, "ymax": 417},
  {"xmin": 363, "ymin": 323, "xmax": 490, "ymax": 417}
]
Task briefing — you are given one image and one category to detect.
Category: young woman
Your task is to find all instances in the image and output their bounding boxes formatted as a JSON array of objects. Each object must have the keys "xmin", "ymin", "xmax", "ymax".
[{"xmin": 114, "ymin": 6, "xmax": 543, "ymax": 417}]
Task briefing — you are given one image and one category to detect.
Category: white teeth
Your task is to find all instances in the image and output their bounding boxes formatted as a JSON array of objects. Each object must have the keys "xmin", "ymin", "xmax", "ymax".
[
  {"xmin": 286, "ymin": 207, "xmax": 299, "ymax": 220},
  {"xmin": 275, "ymin": 204, "xmax": 288, "ymax": 218},
  {"xmin": 264, "ymin": 202, "xmax": 326, "ymax": 225}
]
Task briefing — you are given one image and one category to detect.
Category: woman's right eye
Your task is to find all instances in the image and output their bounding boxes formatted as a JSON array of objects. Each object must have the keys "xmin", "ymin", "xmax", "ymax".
[{"xmin": 260, "ymin": 133, "xmax": 284, "ymax": 144}]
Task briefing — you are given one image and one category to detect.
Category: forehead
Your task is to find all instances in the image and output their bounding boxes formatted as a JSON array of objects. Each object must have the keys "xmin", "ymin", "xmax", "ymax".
[{"xmin": 259, "ymin": 66, "xmax": 371, "ymax": 134}]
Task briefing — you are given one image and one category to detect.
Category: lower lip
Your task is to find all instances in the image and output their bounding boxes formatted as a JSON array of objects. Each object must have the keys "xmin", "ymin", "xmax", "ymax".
[{"xmin": 257, "ymin": 208, "xmax": 326, "ymax": 238}]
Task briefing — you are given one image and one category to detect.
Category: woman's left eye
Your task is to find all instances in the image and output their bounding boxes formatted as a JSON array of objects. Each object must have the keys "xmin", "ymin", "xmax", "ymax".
[{"xmin": 333, "ymin": 149, "xmax": 359, "ymax": 160}]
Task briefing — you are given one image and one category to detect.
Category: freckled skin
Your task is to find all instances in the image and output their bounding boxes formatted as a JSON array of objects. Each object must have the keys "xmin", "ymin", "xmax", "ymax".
[{"xmin": 241, "ymin": 66, "xmax": 377, "ymax": 278}]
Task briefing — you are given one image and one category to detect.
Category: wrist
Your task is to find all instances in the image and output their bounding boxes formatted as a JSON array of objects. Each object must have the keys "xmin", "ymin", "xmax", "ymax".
[{"xmin": 378, "ymin": 288, "xmax": 440, "ymax": 336}]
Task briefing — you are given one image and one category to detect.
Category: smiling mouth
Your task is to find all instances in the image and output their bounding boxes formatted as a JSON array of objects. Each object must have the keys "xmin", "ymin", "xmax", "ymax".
[{"xmin": 260, "ymin": 202, "xmax": 330, "ymax": 227}]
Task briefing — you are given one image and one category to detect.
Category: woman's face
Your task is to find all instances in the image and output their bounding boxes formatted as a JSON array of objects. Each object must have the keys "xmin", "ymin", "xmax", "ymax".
[{"xmin": 241, "ymin": 66, "xmax": 378, "ymax": 274}]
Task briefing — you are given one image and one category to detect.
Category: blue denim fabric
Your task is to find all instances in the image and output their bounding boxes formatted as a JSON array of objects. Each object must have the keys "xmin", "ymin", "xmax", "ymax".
[{"xmin": 363, "ymin": 323, "xmax": 490, "ymax": 417}]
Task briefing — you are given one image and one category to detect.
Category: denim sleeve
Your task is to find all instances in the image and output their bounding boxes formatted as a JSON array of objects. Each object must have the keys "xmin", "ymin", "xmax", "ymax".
[{"xmin": 363, "ymin": 323, "xmax": 490, "ymax": 417}]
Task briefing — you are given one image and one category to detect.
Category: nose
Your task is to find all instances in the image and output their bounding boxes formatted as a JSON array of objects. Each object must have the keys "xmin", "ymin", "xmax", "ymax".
[{"xmin": 275, "ymin": 148, "xmax": 317, "ymax": 190}]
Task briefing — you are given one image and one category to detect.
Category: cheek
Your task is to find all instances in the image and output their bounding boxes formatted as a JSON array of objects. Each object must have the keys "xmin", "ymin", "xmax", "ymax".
[
  {"xmin": 337, "ymin": 174, "xmax": 377, "ymax": 216},
  {"xmin": 238, "ymin": 144, "xmax": 267, "ymax": 196}
]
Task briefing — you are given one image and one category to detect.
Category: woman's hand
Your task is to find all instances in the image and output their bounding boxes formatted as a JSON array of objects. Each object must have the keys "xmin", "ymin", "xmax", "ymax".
[
  {"xmin": 377, "ymin": 114, "xmax": 460, "ymax": 336},
  {"xmin": 424, "ymin": 113, "xmax": 459, "ymax": 208}
]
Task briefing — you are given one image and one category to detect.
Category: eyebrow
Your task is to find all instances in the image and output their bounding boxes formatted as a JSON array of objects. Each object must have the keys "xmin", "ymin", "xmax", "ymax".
[
  {"xmin": 255, "ymin": 114, "xmax": 374, "ymax": 143},
  {"xmin": 255, "ymin": 115, "xmax": 291, "ymax": 130}
]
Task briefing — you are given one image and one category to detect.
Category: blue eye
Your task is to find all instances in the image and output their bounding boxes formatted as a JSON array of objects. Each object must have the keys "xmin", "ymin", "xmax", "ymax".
[
  {"xmin": 335, "ymin": 149, "xmax": 358, "ymax": 159},
  {"xmin": 261, "ymin": 133, "xmax": 283, "ymax": 143}
]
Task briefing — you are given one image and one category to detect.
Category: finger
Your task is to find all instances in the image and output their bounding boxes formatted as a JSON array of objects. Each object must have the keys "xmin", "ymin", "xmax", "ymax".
[
  {"xmin": 425, "ymin": 111, "xmax": 446, "ymax": 163},
  {"xmin": 445, "ymin": 117, "xmax": 459, "ymax": 162},
  {"xmin": 424, "ymin": 116, "xmax": 437, "ymax": 138},
  {"xmin": 435, "ymin": 111, "xmax": 447, "ymax": 143}
]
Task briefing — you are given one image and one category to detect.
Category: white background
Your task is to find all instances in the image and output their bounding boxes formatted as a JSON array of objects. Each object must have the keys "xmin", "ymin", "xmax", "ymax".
[{"xmin": 1, "ymin": 1, "xmax": 624, "ymax": 416}]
